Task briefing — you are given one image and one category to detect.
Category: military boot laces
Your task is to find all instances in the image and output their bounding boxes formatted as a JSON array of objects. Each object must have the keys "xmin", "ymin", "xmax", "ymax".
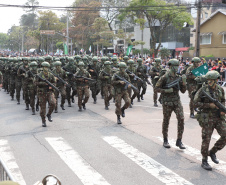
[
  {"xmin": 121, "ymin": 108, "xmax": 125, "ymax": 117},
  {"xmin": 117, "ymin": 115, "xmax": 122, "ymax": 124},
  {"xmin": 163, "ymin": 138, "xmax": 171, "ymax": 148},
  {"xmin": 201, "ymin": 159, "xmax": 212, "ymax": 171},
  {"xmin": 209, "ymin": 152, "xmax": 219, "ymax": 164},
  {"xmin": 176, "ymin": 139, "xmax": 186, "ymax": 149},
  {"xmin": 46, "ymin": 114, "xmax": 53, "ymax": 122}
]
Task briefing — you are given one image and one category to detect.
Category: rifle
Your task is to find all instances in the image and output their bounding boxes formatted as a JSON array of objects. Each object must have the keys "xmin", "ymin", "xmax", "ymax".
[
  {"xmin": 201, "ymin": 89, "xmax": 226, "ymax": 113},
  {"xmin": 73, "ymin": 75, "xmax": 96, "ymax": 82},
  {"xmin": 163, "ymin": 77, "xmax": 182, "ymax": 90},
  {"xmin": 136, "ymin": 68, "xmax": 152, "ymax": 86},
  {"xmin": 62, "ymin": 66, "xmax": 74, "ymax": 76},
  {"xmin": 49, "ymin": 70, "xmax": 71, "ymax": 87},
  {"xmin": 88, "ymin": 64, "xmax": 98, "ymax": 77},
  {"xmin": 36, "ymin": 74, "xmax": 60, "ymax": 92},
  {"xmin": 102, "ymin": 70, "xmax": 110, "ymax": 76},
  {"xmin": 115, "ymin": 73, "xmax": 139, "ymax": 93},
  {"xmin": 126, "ymin": 69, "xmax": 144, "ymax": 83}
]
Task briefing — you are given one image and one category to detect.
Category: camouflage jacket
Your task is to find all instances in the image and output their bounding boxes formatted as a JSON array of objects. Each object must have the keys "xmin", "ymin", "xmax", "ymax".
[
  {"xmin": 112, "ymin": 71, "xmax": 130, "ymax": 94},
  {"xmin": 52, "ymin": 68, "xmax": 67, "ymax": 87},
  {"xmin": 74, "ymin": 69, "xmax": 91, "ymax": 87},
  {"xmin": 35, "ymin": 71, "xmax": 56, "ymax": 92}
]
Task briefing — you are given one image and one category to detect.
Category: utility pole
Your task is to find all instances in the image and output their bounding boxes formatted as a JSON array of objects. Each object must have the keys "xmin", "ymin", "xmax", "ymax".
[
  {"xmin": 195, "ymin": 0, "xmax": 201, "ymax": 57},
  {"xmin": 21, "ymin": 30, "xmax": 24, "ymax": 55},
  {"xmin": 67, "ymin": 11, "xmax": 69, "ymax": 55}
]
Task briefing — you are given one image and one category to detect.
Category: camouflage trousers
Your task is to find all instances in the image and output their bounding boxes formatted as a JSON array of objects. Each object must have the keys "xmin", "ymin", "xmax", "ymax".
[
  {"xmin": 27, "ymin": 88, "xmax": 36, "ymax": 111},
  {"xmin": 16, "ymin": 81, "xmax": 22, "ymax": 102},
  {"xmin": 200, "ymin": 114, "xmax": 226, "ymax": 160},
  {"xmin": 90, "ymin": 81, "xmax": 100, "ymax": 100},
  {"xmin": 77, "ymin": 86, "xmax": 89, "ymax": 108},
  {"xmin": 115, "ymin": 90, "xmax": 131, "ymax": 115},
  {"xmin": 38, "ymin": 91, "xmax": 56, "ymax": 122},
  {"xmin": 66, "ymin": 81, "xmax": 77, "ymax": 103},
  {"xmin": 10, "ymin": 80, "xmax": 15, "ymax": 98},
  {"xmin": 23, "ymin": 85, "xmax": 29, "ymax": 105},
  {"xmin": 187, "ymin": 85, "xmax": 196, "ymax": 114},
  {"xmin": 162, "ymin": 100, "xmax": 184, "ymax": 139},
  {"xmin": 103, "ymin": 84, "xmax": 113, "ymax": 106},
  {"xmin": 128, "ymin": 83, "xmax": 138, "ymax": 100},
  {"xmin": 54, "ymin": 86, "xmax": 66, "ymax": 110},
  {"xmin": 137, "ymin": 80, "xmax": 147, "ymax": 98},
  {"xmin": 153, "ymin": 87, "xmax": 158, "ymax": 104},
  {"xmin": 3, "ymin": 75, "xmax": 9, "ymax": 92}
]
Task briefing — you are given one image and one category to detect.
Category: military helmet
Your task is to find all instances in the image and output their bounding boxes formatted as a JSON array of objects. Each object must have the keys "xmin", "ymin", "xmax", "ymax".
[
  {"xmin": 92, "ymin": 57, "xmax": 98, "ymax": 62},
  {"xmin": 38, "ymin": 57, "xmax": 45, "ymax": 62},
  {"xmin": 192, "ymin": 57, "xmax": 201, "ymax": 63},
  {"xmin": 119, "ymin": 62, "xmax": 127, "ymax": 68},
  {"xmin": 112, "ymin": 57, "xmax": 117, "ymax": 61},
  {"xmin": 68, "ymin": 57, "xmax": 74, "ymax": 61},
  {"xmin": 29, "ymin": 61, "xmax": 38, "ymax": 66},
  {"xmin": 78, "ymin": 62, "xmax": 85, "ymax": 66},
  {"xmin": 75, "ymin": 55, "xmax": 81, "ymax": 59},
  {"xmin": 22, "ymin": 57, "xmax": 29, "ymax": 61},
  {"xmin": 101, "ymin": 57, "xmax": 106, "ymax": 61},
  {"xmin": 155, "ymin": 58, "xmax": 162, "ymax": 63},
  {"xmin": 123, "ymin": 56, "xmax": 129, "ymax": 60},
  {"xmin": 205, "ymin": 71, "xmax": 220, "ymax": 80},
  {"xmin": 104, "ymin": 61, "xmax": 111, "ymax": 65},
  {"xmin": 45, "ymin": 56, "xmax": 53, "ymax": 61},
  {"xmin": 137, "ymin": 58, "xmax": 143, "ymax": 62},
  {"xmin": 128, "ymin": 59, "xmax": 134, "ymax": 64},
  {"xmin": 168, "ymin": 59, "xmax": 179, "ymax": 66},
  {"xmin": 82, "ymin": 56, "xmax": 88, "ymax": 60},
  {"xmin": 41, "ymin": 62, "xmax": 50, "ymax": 67},
  {"xmin": 54, "ymin": 61, "xmax": 62, "ymax": 66},
  {"xmin": 60, "ymin": 57, "xmax": 65, "ymax": 61},
  {"xmin": 54, "ymin": 58, "xmax": 60, "ymax": 61}
]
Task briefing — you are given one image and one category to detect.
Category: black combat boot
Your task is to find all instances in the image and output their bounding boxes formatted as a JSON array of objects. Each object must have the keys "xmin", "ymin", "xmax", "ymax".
[
  {"xmin": 11, "ymin": 96, "xmax": 14, "ymax": 101},
  {"xmin": 121, "ymin": 108, "xmax": 125, "ymax": 117},
  {"xmin": 131, "ymin": 99, "xmax": 134, "ymax": 105},
  {"xmin": 117, "ymin": 115, "xmax": 122, "ymax": 124},
  {"xmin": 190, "ymin": 113, "xmax": 195, "ymax": 118},
  {"xmin": 176, "ymin": 139, "xmax": 186, "ymax": 149},
  {"xmin": 140, "ymin": 94, "xmax": 144, "ymax": 100},
  {"xmin": 201, "ymin": 159, "xmax": 212, "ymax": 171},
  {"xmin": 32, "ymin": 109, "xmax": 35, "ymax": 115},
  {"xmin": 68, "ymin": 101, "xmax": 71, "ymax": 107},
  {"xmin": 163, "ymin": 138, "xmax": 171, "ymax": 148},
  {"xmin": 25, "ymin": 104, "xmax": 29, "ymax": 110},
  {"xmin": 105, "ymin": 106, "xmax": 109, "ymax": 110},
  {"xmin": 17, "ymin": 100, "xmax": 20, "ymax": 105},
  {"xmin": 82, "ymin": 103, "xmax": 86, "ymax": 110},
  {"xmin": 154, "ymin": 103, "xmax": 158, "ymax": 107},
  {"xmin": 42, "ymin": 121, "xmax": 46, "ymax": 127},
  {"xmin": 60, "ymin": 104, "xmax": 65, "ymax": 110},
  {"xmin": 209, "ymin": 152, "xmax": 219, "ymax": 164},
  {"xmin": 137, "ymin": 96, "xmax": 141, "ymax": 102},
  {"xmin": 71, "ymin": 96, "xmax": 75, "ymax": 103},
  {"xmin": 36, "ymin": 104, "xmax": 39, "ymax": 111},
  {"xmin": 93, "ymin": 97, "xmax": 97, "ymax": 104},
  {"xmin": 54, "ymin": 107, "xmax": 58, "ymax": 113},
  {"xmin": 78, "ymin": 106, "xmax": 82, "ymax": 111},
  {"xmin": 46, "ymin": 114, "xmax": 53, "ymax": 122}
]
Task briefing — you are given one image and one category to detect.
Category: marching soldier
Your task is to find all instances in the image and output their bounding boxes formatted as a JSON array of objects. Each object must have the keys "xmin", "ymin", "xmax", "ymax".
[
  {"xmin": 155, "ymin": 59, "xmax": 187, "ymax": 149},
  {"xmin": 99, "ymin": 61, "xmax": 113, "ymax": 110},
  {"xmin": 34, "ymin": 62, "xmax": 56, "ymax": 127},
  {"xmin": 186, "ymin": 57, "xmax": 201, "ymax": 118},
  {"xmin": 112, "ymin": 62, "xmax": 131, "ymax": 124},
  {"xmin": 194, "ymin": 71, "xmax": 226, "ymax": 171},
  {"xmin": 149, "ymin": 58, "xmax": 163, "ymax": 107},
  {"xmin": 74, "ymin": 62, "xmax": 91, "ymax": 111},
  {"xmin": 52, "ymin": 61, "xmax": 67, "ymax": 113}
]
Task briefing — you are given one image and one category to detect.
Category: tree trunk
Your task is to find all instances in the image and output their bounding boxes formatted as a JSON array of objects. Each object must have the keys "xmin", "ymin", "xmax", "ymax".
[{"xmin": 141, "ymin": 29, "xmax": 144, "ymax": 57}]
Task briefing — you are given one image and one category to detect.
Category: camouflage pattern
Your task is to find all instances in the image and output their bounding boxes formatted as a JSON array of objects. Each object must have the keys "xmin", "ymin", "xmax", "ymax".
[
  {"xmin": 9, "ymin": 60, "xmax": 17, "ymax": 99},
  {"xmin": 155, "ymin": 71, "xmax": 186, "ymax": 139},
  {"xmin": 126, "ymin": 66, "xmax": 139, "ymax": 102},
  {"xmin": 34, "ymin": 71, "xmax": 56, "ymax": 122},
  {"xmin": 194, "ymin": 84, "xmax": 226, "ymax": 160},
  {"xmin": 112, "ymin": 71, "xmax": 131, "ymax": 115},
  {"xmin": 136, "ymin": 62, "xmax": 148, "ymax": 100}
]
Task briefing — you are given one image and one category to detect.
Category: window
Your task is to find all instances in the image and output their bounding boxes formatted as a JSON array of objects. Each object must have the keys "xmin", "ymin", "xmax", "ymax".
[
  {"xmin": 223, "ymin": 34, "xmax": 226, "ymax": 44},
  {"xmin": 205, "ymin": 12, "xmax": 208, "ymax": 18},
  {"xmin": 200, "ymin": 35, "xmax": 211, "ymax": 45}
]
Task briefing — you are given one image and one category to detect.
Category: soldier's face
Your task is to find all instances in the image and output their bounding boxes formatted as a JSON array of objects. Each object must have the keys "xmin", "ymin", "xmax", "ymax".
[
  {"xmin": 79, "ymin": 66, "xmax": 84, "ymax": 71},
  {"xmin": 43, "ymin": 67, "xmax": 49, "ymax": 72},
  {"xmin": 120, "ymin": 68, "xmax": 126, "ymax": 73},
  {"xmin": 69, "ymin": 61, "xmax": 74, "ymax": 65},
  {"xmin": 208, "ymin": 79, "xmax": 217, "ymax": 87},
  {"xmin": 56, "ymin": 66, "xmax": 61, "ymax": 70},
  {"xmin": 171, "ymin": 65, "xmax": 179, "ymax": 73},
  {"xmin": 194, "ymin": 62, "xmax": 199, "ymax": 68},
  {"xmin": 105, "ymin": 65, "xmax": 111, "ymax": 70},
  {"xmin": 32, "ymin": 66, "xmax": 37, "ymax": 70}
]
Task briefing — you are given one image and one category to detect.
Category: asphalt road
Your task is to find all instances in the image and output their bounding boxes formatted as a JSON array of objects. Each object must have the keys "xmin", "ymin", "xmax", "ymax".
[{"xmin": 0, "ymin": 86, "xmax": 226, "ymax": 185}]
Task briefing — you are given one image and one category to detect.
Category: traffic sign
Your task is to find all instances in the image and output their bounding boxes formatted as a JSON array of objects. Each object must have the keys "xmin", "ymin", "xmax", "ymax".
[{"xmin": 40, "ymin": 30, "xmax": 55, "ymax": 35}]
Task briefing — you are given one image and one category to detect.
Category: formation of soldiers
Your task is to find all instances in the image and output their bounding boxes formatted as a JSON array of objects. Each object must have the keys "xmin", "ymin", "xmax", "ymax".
[{"xmin": 0, "ymin": 55, "xmax": 225, "ymax": 171}]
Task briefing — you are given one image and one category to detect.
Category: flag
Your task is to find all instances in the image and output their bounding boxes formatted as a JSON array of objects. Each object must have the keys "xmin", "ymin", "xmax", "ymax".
[
  {"xmin": 191, "ymin": 63, "xmax": 208, "ymax": 77},
  {"xmin": 89, "ymin": 45, "xmax": 92, "ymax": 53},
  {"xmin": 80, "ymin": 48, "xmax": 84, "ymax": 53},
  {"xmin": 126, "ymin": 45, "xmax": 133, "ymax": 55},
  {"xmin": 64, "ymin": 43, "xmax": 68, "ymax": 55}
]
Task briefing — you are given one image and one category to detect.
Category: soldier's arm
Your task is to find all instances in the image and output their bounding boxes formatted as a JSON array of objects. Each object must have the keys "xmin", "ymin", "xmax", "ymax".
[
  {"xmin": 194, "ymin": 88, "xmax": 211, "ymax": 109},
  {"xmin": 155, "ymin": 75, "xmax": 166, "ymax": 93},
  {"xmin": 112, "ymin": 74, "xmax": 121, "ymax": 85},
  {"xmin": 186, "ymin": 68, "xmax": 195, "ymax": 79},
  {"xmin": 34, "ymin": 76, "xmax": 46, "ymax": 87},
  {"xmin": 179, "ymin": 78, "xmax": 187, "ymax": 94},
  {"xmin": 221, "ymin": 88, "xmax": 225, "ymax": 106}
]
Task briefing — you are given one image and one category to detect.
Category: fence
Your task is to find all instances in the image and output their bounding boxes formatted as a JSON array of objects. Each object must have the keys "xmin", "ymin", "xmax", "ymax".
[{"xmin": 0, "ymin": 156, "xmax": 15, "ymax": 182}]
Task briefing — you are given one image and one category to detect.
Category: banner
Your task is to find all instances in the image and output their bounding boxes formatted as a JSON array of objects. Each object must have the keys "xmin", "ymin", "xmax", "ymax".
[
  {"xmin": 126, "ymin": 45, "xmax": 133, "ymax": 55},
  {"xmin": 89, "ymin": 45, "xmax": 92, "ymax": 52},
  {"xmin": 64, "ymin": 43, "xmax": 68, "ymax": 55},
  {"xmin": 191, "ymin": 63, "xmax": 208, "ymax": 77}
]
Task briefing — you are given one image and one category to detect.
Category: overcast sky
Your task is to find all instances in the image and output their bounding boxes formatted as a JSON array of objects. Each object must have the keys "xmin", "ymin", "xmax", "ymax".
[{"xmin": 0, "ymin": 0, "xmax": 75, "ymax": 33}]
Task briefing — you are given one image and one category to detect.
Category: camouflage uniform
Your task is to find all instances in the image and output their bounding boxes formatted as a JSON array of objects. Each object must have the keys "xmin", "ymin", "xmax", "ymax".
[
  {"xmin": 9, "ymin": 59, "xmax": 17, "ymax": 100},
  {"xmin": 149, "ymin": 59, "xmax": 163, "ymax": 106},
  {"xmin": 34, "ymin": 62, "xmax": 56, "ymax": 127},
  {"xmin": 74, "ymin": 62, "xmax": 91, "ymax": 111},
  {"xmin": 99, "ymin": 61, "xmax": 113, "ymax": 109},
  {"xmin": 194, "ymin": 70, "xmax": 226, "ymax": 170},
  {"xmin": 112, "ymin": 62, "xmax": 131, "ymax": 124},
  {"xmin": 155, "ymin": 59, "xmax": 186, "ymax": 149},
  {"xmin": 4, "ymin": 59, "xmax": 10, "ymax": 93}
]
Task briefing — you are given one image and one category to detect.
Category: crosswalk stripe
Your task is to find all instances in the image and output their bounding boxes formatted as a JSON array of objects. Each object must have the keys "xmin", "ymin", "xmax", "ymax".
[
  {"xmin": 157, "ymin": 137, "xmax": 226, "ymax": 174},
  {"xmin": 46, "ymin": 137, "xmax": 111, "ymax": 185},
  {"xmin": 103, "ymin": 136, "xmax": 193, "ymax": 185},
  {"xmin": 0, "ymin": 139, "xmax": 26, "ymax": 185}
]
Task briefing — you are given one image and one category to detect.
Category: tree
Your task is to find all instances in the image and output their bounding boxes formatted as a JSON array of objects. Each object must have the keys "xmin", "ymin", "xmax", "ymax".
[
  {"xmin": 159, "ymin": 47, "xmax": 170, "ymax": 59},
  {"xmin": 24, "ymin": 0, "xmax": 39, "ymax": 14},
  {"xmin": 0, "ymin": 33, "xmax": 9, "ymax": 49},
  {"xmin": 20, "ymin": 13, "xmax": 38, "ymax": 30},
  {"xmin": 56, "ymin": 42, "xmax": 64, "ymax": 50},
  {"xmin": 119, "ymin": 0, "xmax": 193, "ymax": 57}
]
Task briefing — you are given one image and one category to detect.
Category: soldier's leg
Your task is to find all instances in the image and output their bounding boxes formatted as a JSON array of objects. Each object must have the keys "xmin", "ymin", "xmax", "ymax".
[
  {"xmin": 60, "ymin": 87, "xmax": 66, "ymax": 110},
  {"xmin": 29, "ymin": 89, "xmax": 36, "ymax": 114},
  {"xmin": 140, "ymin": 82, "xmax": 147, "ymax": 100},
  {"xmin": 108, "ymin": 85, "xmax": 113, "ymax": 103},
  {"xmin": 131, "ymin": 84, "xmax": 138, "ymax": 105},
  {"xmin": 47, "ymin": 92, "xmax": 56, "ymax": 117},
  {"xmin": 38, "ymin": 92, "xmax": 47, "ymax": 124},
  {"xmin": 16, "ymin": 82, "xmax": 22, "ymax": 104},
  {"xmin": 137, "ymin": 82, "xmax": 142, "ymax": 101},
  {"xmin": 162, "ymin": 104, "xmax": 173, "ymax": 139},
  {"xmin": 103, "ymin": 85, "xmax": 108, "ymax": 108},
  {"xmin": 115, "ymin": 94, "xmax": 122, "ymax": 115},
  {"xmin": 82, "ymin": 86, "xmax": 90, "ymax": 107},
  {"xmin": 209, "ymin": 119, "xmax": 226, "ymax": 155},
  {"xmin": 153, "ymin": 87, "xmax": 158, "ymax": 106},
  {"xmin": 101, "ymin": 84, "xmax": 104, "ymax": 99},
  {"xmin": 174, "ymin": 101, "xmax": 185, "ymax": 140},
  {"xmin": 66, "ymin": 86, "xmax": 71, "ymax": 107},
  {"xmin": 90, "ymin": 84, "xmax": 96, "ymax": 103},
  {"xmin": 54, "ymin": 90, "xmax": 59, "ymax": 113},
  {"xmin": 77, "ymin": 87, "xmax": 83, "ymax": 110},
  {"xmin": 122, "ymin": 91, "xmax": 131, "ymax": 111},
  {"xmin": 188, "ymin": 90, "xmax": 195, "ymax": 117},
  {"xmin": 71, "ymin": 83, "xmax": 77, "ymax": 103}
]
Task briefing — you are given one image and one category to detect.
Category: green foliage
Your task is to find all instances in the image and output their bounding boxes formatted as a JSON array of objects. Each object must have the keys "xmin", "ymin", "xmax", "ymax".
[
  {"xmin": 143, "ymin": 48, "xmax": 151, "ymax": 55},
  {"xmin": 206, "ymin": 54, "xmax": 214, "ymax": 58},
  {"xmin": 133, "ymin": 49, "xmax": 141, "ymax": 55},
  {"xmin": 56, "ymin": 42, "xmax": 64, "ymax": 50},
  {"xmin": 159, "ymin": 48, "xmax": 170, "ymax": 58},
  {"xmin": 0, "ymin": 33, "xmax": 9, "ymax": 49},
  {"xmin": 189, "ymin": 46, "xmax": 195, "ymax": 50}
]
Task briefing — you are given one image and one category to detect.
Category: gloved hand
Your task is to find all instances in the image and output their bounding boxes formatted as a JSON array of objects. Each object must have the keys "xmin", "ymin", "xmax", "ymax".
[
  {"xmin": 164, "ymin": 88, "xmax": 173, "ymax": 93},
  {"xmin": 209, "ymin": 103, "xmax": 217, "ymax": 109},
  {"xmin": 182, "ymin": 74, "xmax": 186, "ymax": 84},
  {"xmin": 105, "ymin": 76, "xmax": 109, "ymax": 79}
]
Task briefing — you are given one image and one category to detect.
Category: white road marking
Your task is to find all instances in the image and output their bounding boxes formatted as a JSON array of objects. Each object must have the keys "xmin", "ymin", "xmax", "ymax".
[
  {"xmin": 157, "ymin": 137, "xmax": 226, "ymax": 174},
  {"xmin": 103, "ymin": 136, "xmax": 193, "ymax": 185},
  {"xmin": 0, "ymin": 140, "xmax": 26, "ymax": 185},
  {"xmin": 46, "ymin": 137, "xmax": 111, "ymax": 185},
  {"xmin": 212, "ymin": 135, "xmax": 220, "ymax": 140}
]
